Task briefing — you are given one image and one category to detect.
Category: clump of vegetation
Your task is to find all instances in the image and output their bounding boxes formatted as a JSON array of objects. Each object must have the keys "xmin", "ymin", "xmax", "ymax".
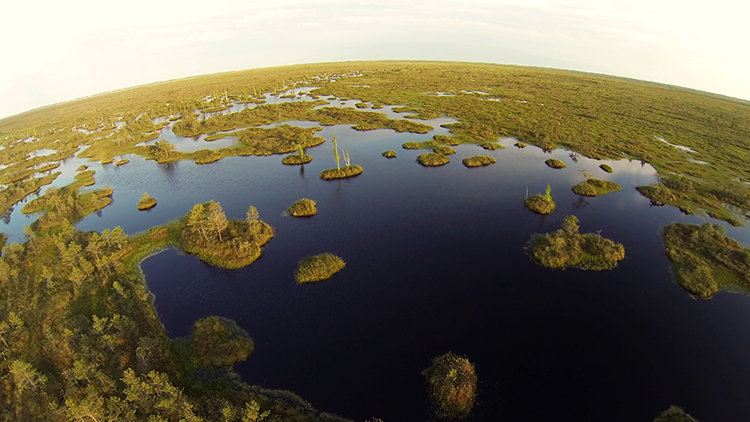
[
  {"xmin": 462, "ymin": 155, "xmax": 496, "ymax": 167},
  {"xmin": 528, "ymin": 215, "xmax": 626, "ymax": 270},
  {"xmin": 191, "ymin": 316, "xmax": 254, "ymax": 367},
  {"xmin": 600, "ymin": 163, "xmax": 613, "ymax": 173},
  {"xmin": 288, "ymin": 198, "xmax": 317, "ymax": 217},
  {"xmin": 281, "ymin": 144, "xmax": 312, "ymax": 165},
  {"xmin": 382, "ymin": 150, "xmax": 397, "ymax": 158},
  {"xmin": 433, "ymin": 146, "xmax": 457, "ymax": 155},
  {"xmin": 355, "ymin": 102, "xmax": 368, "ymax": 108},
  {"xmin": 115, "ymin": 158, "xmax": 130, "ymax": 166},
  {"xmin": 320, "ymin": 132, "xmax": 363, "ymax": 179},
  {"xmin": 524, "ymin": 185, "xmax": 556, "ymax": 214},
  {"xmin": 515, "ymin": 142, "xmax": 527, "ymax": 148},
  {"xmin": 545, "ymin": 158, "xmax": 566, "ymax": 169},
  {"xmin": 295, "ymin": 253, "xmax": 346, "ymax": 283},
  {"xmin": 663, "ymin": 222, "xmax": 750, "ymax": 299},
  {"xmin": 572, "ymin": 178, "xmax": 621, "ymax": 196},
  {"xmin": 434, "ymin": 134, "xmax": 461, "ymax": 146},
  {"xmin": 76, "ymin": 165, "xmax": 89, "ymax": 171},
  {"xmin": 653, "ymin": 406, "xmax": 699, "ymax": 422},
  {"xmin": 402, "ymin": 142, "xmax": 421, "ymax": 150},
  {"xmin": 137, "ymin": 192, "xmax": 157, "ymax": 210},
  {"xmin": 422, "ymin": 352, "xmax": 477, "ymax": 419},
  {"xmin": 480, "ymin": 142, "xmax": 503, "ymax": 150},
  {"xmin": 417, "ymin": 153, "xmax": 450, "ymax": 167}
]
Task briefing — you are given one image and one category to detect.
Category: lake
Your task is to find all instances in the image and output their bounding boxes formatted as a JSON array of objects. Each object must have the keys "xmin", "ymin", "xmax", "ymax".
[{"xmin": 9, "ymin": 92, "xmax": 750, "ymax": 422}]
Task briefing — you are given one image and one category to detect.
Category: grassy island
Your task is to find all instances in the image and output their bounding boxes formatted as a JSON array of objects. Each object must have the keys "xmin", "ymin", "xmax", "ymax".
[
  {"xmin": 115, "ymin": 158, "xmax": 130, "ymax": 166},
  {"xmin": 288, "ymin": 198, "xmax": 317, "ymax": 217},
  {"xmin": 653, "ymin": 406, "xmax": 699, "ymax": 422},
  {"xmin": 515, "ymin": 142, "xmax": 527, "ymax": 148},
  {"xmin": 572, "ymin": 178, "xmax": 621, "ymax": 196},
  {"xmin": 462, "ymin": 155, "xmax": 496, "ymax": 167},
  {"xmin": 137, "ymin": 192, "xmax": 157, "ymax": 210},
  {"xmin": 422, "ymin": 352, "xmax": 477, "ymax": 419},
  {"xmin": 417, "ymin": 153, "xmax": 450, "ymax": 167},
  {"xmin": 295, "ymin": 253, "xmax": 346, "ymax": 283},
  {"xmin": 524, "ymin": 185, "xmax": 556, "ymax": 214},
  {"xmin": 480, "ymin": 142, "xmax": 504, "ymax": 150},
  {"xmin": 600, "ymin": 163, "xmax": 614, "ymax": 173},
  {"xmin": 545, "ymin": 158, "xmax": 567, "ymax": 169},
  {"xmin": 433, "ymin": 145, "xmax": 457, "ymax": 155},
  {"xmin": 528, "ymin": 215, "xmax": 625, "ymax": 270},
  {"xmin": 382, "ymin": 150, "xmax": 397, "ymax": 158},
  {"xmin": 663, "ymin": 222, "xmax": 750, "ymax": 299},
  {"xmin": 281, "ymin": 154, "xmax": 312, "ymax": 165},
  {"xmin": 191, "ymin": 316, "xmax": 254, "ymax": 368},
  {"xmin": 319, "ymin": 165, "xmax": 363, "ymax": 180}
]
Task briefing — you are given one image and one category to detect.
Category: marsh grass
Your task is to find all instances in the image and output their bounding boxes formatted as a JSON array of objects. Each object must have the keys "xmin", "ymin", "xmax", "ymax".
[
  {"xmin": 382, "ymin": 150, "xmax": 397, "ymax": 158},
  {"xmin": 115, "ymin": 159, "xmax": 130, "ymax": 166},
  {"xmin": 524, "ymin": 196, "xmax": 555, "ymax": 214},
  {"xmin": 515, "ymin": 142, "xmax": 527, "ymax": 148},
  {"xmin": 295, "ymin": 253, "xmax": 345, "ymax": 282},
  {"xmin": 319, "ymin": 165, "xmax": 363, "ymax": 180},
  {"xmin": 545, "ymin": 158, "xmax": 566, "ymax": 169},
  {"xmin": 480, "ymin": 142, "xmax": 503, "ymax": 150},
  {"xmin": 528, "ymin": 215, "xmax": 625, "ymax": 270},
  {"xmin": 462, "ymin": 155, "xmax": 496, "ymax": 167},
  {"xmin": 137, "ymin": 193, "xmax": 157, "ymax": 210},
  {"xmin": 600, "ymin": 163, "xmax": 613, "ymax": 173},
  {"xmin": 572, "ymin": 178, "xmax": 621, "ymax": 196},
  {"xmin": 417, "ymin": 153, "xmax": 450, "ymax": 167},
  {"xmin": 288, "ymin": 198, "xmax": 317, "ymax": 217},
  {"xmin": 281, "ymin": 154, "xmax": 312, "ymax": 165},
  {"xmin": 422, "ymin": 353, "xmax": 477, "ymax": 419},
  {"xmin": 433, "ymin": 146, "xmax": 457, "ymax": 155},
  {"xmin": 434, "ymin": 134, "xmax": 462, "ymax": 146}
]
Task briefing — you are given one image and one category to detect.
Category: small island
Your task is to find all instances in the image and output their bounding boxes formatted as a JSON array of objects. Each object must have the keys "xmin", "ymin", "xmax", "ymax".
[
  {"xmin": 515, "ymin": 142, "xmax": 527, "ymax": 148},
  {"xmin": 572, "ymin": 178, "xmax": 621, "ymax": 196},
  {"xmin": 422, "ymin": 352, "xmax": 477, "ymax": 419},
  {"xmin": 545, "ymin": 158, "xmax": 566, "ymax": 169},
  {"xmin": 524, "ymin": 185, "xmax": 556, "ymax": 214},
  {"xmin": 191, "ymin": 316, "xmax": 254, "ymax": 368},
  {"xmin": 281, "ymin": 145, "xmax": 313, "ymax": 165},
  {"xmin": 319, "ymin": 165, "xmax": 363, "ymax": 180},
  {"xmin": 653, "ymin": 406, "xmax": 699, "ymax": 422},
  {"xmin": 433, "ymin": 146, "xmax": 457, "ymax": 155},
  {"xmin": 528, "ymin": 215, "xmax": 625, "ymax": 270},
  {"xmin": 295, "ymin": 253, "xmax": 346, "ymax": 283},
  {"xmin": 600, "ymin": 163, "xmax": 614, "ymax": 173},
  {"xmin": 382, "ymin": 150, "xmax": 397, "ymax": 158},
  {"xmin": 116, "ymin": 158, "xmax": 130, "ymax": 166},
  {"xmin": 137, "ymin": 192, "xmax": 157, "ymax": 210},
  {"xmin": 462, "ymin": 155, "xmax": 496, "ymax": 168},
  {"xmin": 480, "ymin": 142, "xmax": 504, "ymax": 150},
  {"xmin": 288, "ymin": 198, "xmax": 317, "ymax": 217},
  {"xmin": 417, "ymin": 153, "xmax": 450, "ymax": 167}
]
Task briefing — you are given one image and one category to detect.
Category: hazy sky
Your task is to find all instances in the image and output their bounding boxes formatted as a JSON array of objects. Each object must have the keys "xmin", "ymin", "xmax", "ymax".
[{"xmin": 2, "ymin": 0, "xmax": 748, "ymax": 119}]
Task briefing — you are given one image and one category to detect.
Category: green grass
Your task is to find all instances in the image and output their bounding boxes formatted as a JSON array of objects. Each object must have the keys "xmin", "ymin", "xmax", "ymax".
[
  {"xmin": 288, "ymin": 198, "xmax": 317, "ymax": 217},
  {"xmin": 295, "ymin": 253, "xmax": 345, "ymax": 282},
  {"xmin": 422, "ymin": 352, "xmax": 477, "ymax": 419},
  {"xmin": 545, "ymin": 158, "xmax": 566, "ymax": 169},
  {"xmin": 433, "ymin": 145, "xmax": 457, "ymax": 155},
  {"xmin": 480, "ymin": 142, "xmax": 504, "ymax": 150},
  {"xmin": 462, "ymin": 155, "xmax": 496, "ymax": 167},
  {"xmin": 417, "ymin": 153, "xmax": 450, "ymax": 167},
  {"xmin": 572, "ymin": 178, "xmax": 621, "ymax": 196},
  {"xmin": 137, "ymin": 192, "xmax": 157, "ymax": 210},
  {"xmin": 319, "ymin": 165, "xmax": 363, "ymax": 180},
  {"xmin": 600, "ymin": 163, "xmax": 613, "ymax": 173},
  {"xmin": 382, "ymin": 150, "xmax": 397, "ymax": 158},
  {"xmin": 528, "ymin": 215, "xmax": 625, "ymax": 270},
  {"xmin": 403, "ymin": 140, "xmax": 440, "ymax": 150}
]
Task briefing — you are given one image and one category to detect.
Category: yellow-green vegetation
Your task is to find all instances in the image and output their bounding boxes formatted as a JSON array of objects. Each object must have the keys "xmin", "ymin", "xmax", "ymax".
[
  {"xmin": 382, "ymin": 150, "xmax": 397, "ymax": 158},
  {"xmin": 76, "ymin": 165, "xmax": 88, "ymax": 171},
  {"xmin": 417, "ymin": 153, "xmax": 450, "ymax": 167},
  {"xmin": 191, "ymin": 316, "xmax": 254, "ymax": 367},
  {"xmin": 355, "ymin": 102, "xmax": 368, "ymax": 108},
  {"xmin": 515, "ymin": 142, "xmax": 527, "ymax": 148},
  {"xmin": 137, "ymin": 192, "xmax": 157, "ymax": 210},
  {"xmin": 319, "ymin": 165, "xmax": 363, "ymax": 180},
  {"xmin": 402, "ymin": 140, "xmax": 440, "ymax": 150},
  {"xmin": 288, "ymin": 198, "xmax": 318, "ymax": 217},
  {"xmin": 0, "ymin": 172, "xmax": 60, "ymax": 214},
  {"xmin": 281, "ymin": 144, "xmax": 313, "ymax": 165},
  {"xmin": 653, "ymin": 406, "xmax": 699, "ymax": 422},
  {"xmin": 422, "ymin": 352, "xmax": 477, "ymax": 419},
  {"xmin": 462, "ymin": 155, "xmax": 496, "ymax": 167},
  {"xmin": 480, "ymin": 142, "xmax": 503, "ymax": 150},
  {"xmin": 572, "ymin": 178, "xmax": 621, "ymax": 196},
  {"xmin": 663, "ymin": 222, "xmax": 750, "ymax": 299},
  {"xmin": 295, "ymin": 253, "xmax": 346, "ymax": 283},
  {"xmin": 600, "ymin": 163, "xmax": 613, "ymax": 173},
  {"xmin": 181, "ymin": 201, "xmax": 274, "ymax": 269},
  {"xmin": 433, "ymin": 145, "xmax": 457, "ymax": 155},
  {"xmin": 524, "ymin": 185, "xmax": 556, "ymax": 215},
  {"xmin": 115, "ymin": 158, "xmax": 130, "ymax": 166},
  {"xmin": 545, "ymin": 158, "xmax": 566, "ymax": 169},
  {"xmin": 528, "ymin": 215, "xmax": 626, "ymax": 270},
  {"xmin": 434, "ymin": 134, "xmax": 461, "ymax": 146}
]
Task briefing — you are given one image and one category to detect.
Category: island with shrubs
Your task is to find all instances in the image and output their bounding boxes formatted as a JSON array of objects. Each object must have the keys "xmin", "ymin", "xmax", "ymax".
[{"xmin": 295, "ymin": 253, "xmax": 346, "ymax": 283}]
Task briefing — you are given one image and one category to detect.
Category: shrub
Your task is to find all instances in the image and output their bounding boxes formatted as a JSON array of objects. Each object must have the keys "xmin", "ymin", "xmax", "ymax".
[
  {"xmin": 295, "ymin": 253, "xmax": 346, "ymax": 282},
  {"xmin": 191, "ymin": 316, "xmax": 254, "ymax": 367},
  {"xmin": 288, "ymin": 198, "xmax": 317, "ymax": 217},
  {"xmin": 319, "ymin": 165, "xmax": 363, "ymax": 180},
  {"xmin": 137, "ymin": 193, "xmax": 157, "ymax": 210},
  {"xmin": 545, "ymin": 158, "xmax": 566, "ymax": 169},
  {"xmin": 600, "ymin": 163, "xmax": 613, "ymax": 173},
  {"xmin": 382, "ymin": 150, "xmax": 397, "ymax": 158},
  {"xmin": 462, "ymin": 155, "xmax": 496, "ymax": 167},
  {"xmin": 433, "ymin": 146, "xmax": 456, "ymax": 155},
  {"xmin": 417, "ymin": 153, "xmax": 450, "ymax": 167},
  {"xmin": 653, "ymin": 406, "xmax": 700, "ymax": 422},
  {"xmin": 422, "ymin": 353, "xmax": 477, "ymax": 419}
]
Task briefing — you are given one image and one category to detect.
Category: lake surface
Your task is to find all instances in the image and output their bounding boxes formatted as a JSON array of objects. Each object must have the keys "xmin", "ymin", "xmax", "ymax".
[{"xmin": 7, "ymin": 92, "xmax": 750, "ymax": 422}]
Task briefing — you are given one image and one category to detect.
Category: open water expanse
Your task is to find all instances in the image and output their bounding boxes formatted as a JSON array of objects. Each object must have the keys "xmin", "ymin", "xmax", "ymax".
[{"xmin": 6, "ymin": 92, "xmax": 750, "ymax": 421}]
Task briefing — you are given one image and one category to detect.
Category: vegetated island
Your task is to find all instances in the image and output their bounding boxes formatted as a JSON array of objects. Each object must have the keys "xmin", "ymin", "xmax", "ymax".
[
  {"xmin": 288, "ymin": 198, "xmax": 317, "ymax": 217},
  {"xmin": 462, "ymin": 155, "xmax": 496, "ymax": 168},
  {"xmin": 480, "ymin": 142, "xmax": 504, "ymax": 150},
  {"xmin": 528, "ymin": 215, "xmax": 625, "ymax": 270},
  {"xmin": 600, "ymin": 163, "xmax": 613, "ymax": 173},
  {"xmin": 524, "ymin": 185, "xmax": 556, "ymax": 215},
  {"xmin": 663, "ymin": 222, "xmax": 750, "ymax": 299},
  {"xmin": 319, "ymin": 133, "xmax": 363, "ymax": 179},
  {"xmin": 653, "ymin": 406, "xmax": 699, "ymax": 422},
  {"xmin": 422, "ymin": 352, "xmax": 478, "ymax": 419},
  {"xmin": 382, "ymin": 150, "xmax": 397, "ymax": 158},
  {"xmin": 417, "ymin": 153, "xmax": 450, "ymax": 167},
  {"xmin": 545, "ymin": 158, "xmax": 566, "ymax": 169},
  {"xmin": 191, "ymin": 316, "xmax": 255, "ymax": 368},
  {"xmin": 137, "ymin": 192, "xmax": 157, "ymax": 210},
  {"xmin": 515, "ymin": 142, "xmax": 527, "ymax": 148},
  {"xmin": 281, "ymin": 144, "xmax": 313, "ymax": 165},
  {"xmin": 433, "ymin": 145, "xmax": 457, "ymax": 155},
  {"xmin": 295, "ymin": 253, "xmax": 346, "ymax": 283},
  {"xmin": 572, "ymin": 178, "xmax": 621, "ymax": 196}
]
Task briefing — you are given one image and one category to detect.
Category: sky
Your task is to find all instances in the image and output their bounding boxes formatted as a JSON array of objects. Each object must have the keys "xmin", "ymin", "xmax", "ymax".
[{"xmin": 2, "ymin": 0, "xmax": 749, "ymax": 119}]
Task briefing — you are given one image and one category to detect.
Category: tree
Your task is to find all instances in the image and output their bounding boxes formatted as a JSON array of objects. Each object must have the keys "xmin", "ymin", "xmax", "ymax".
[
  {"xmin": 206, "ymin": 201, "xmax": 228, "ymax": 242},
  {"xmin": 562, "ymin": 215, "xmax": 579, "ymax": 236},
  {"xmin": 191, "ymin": 316, "xmax": 254, "ymax": 367},
  {"xmin": 331, "ymin": 132, "xmax": 340, "ymax": 171},
  {"xmin": 246, "ymin": 206, "xmax": 259, "ymax": 225}
]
